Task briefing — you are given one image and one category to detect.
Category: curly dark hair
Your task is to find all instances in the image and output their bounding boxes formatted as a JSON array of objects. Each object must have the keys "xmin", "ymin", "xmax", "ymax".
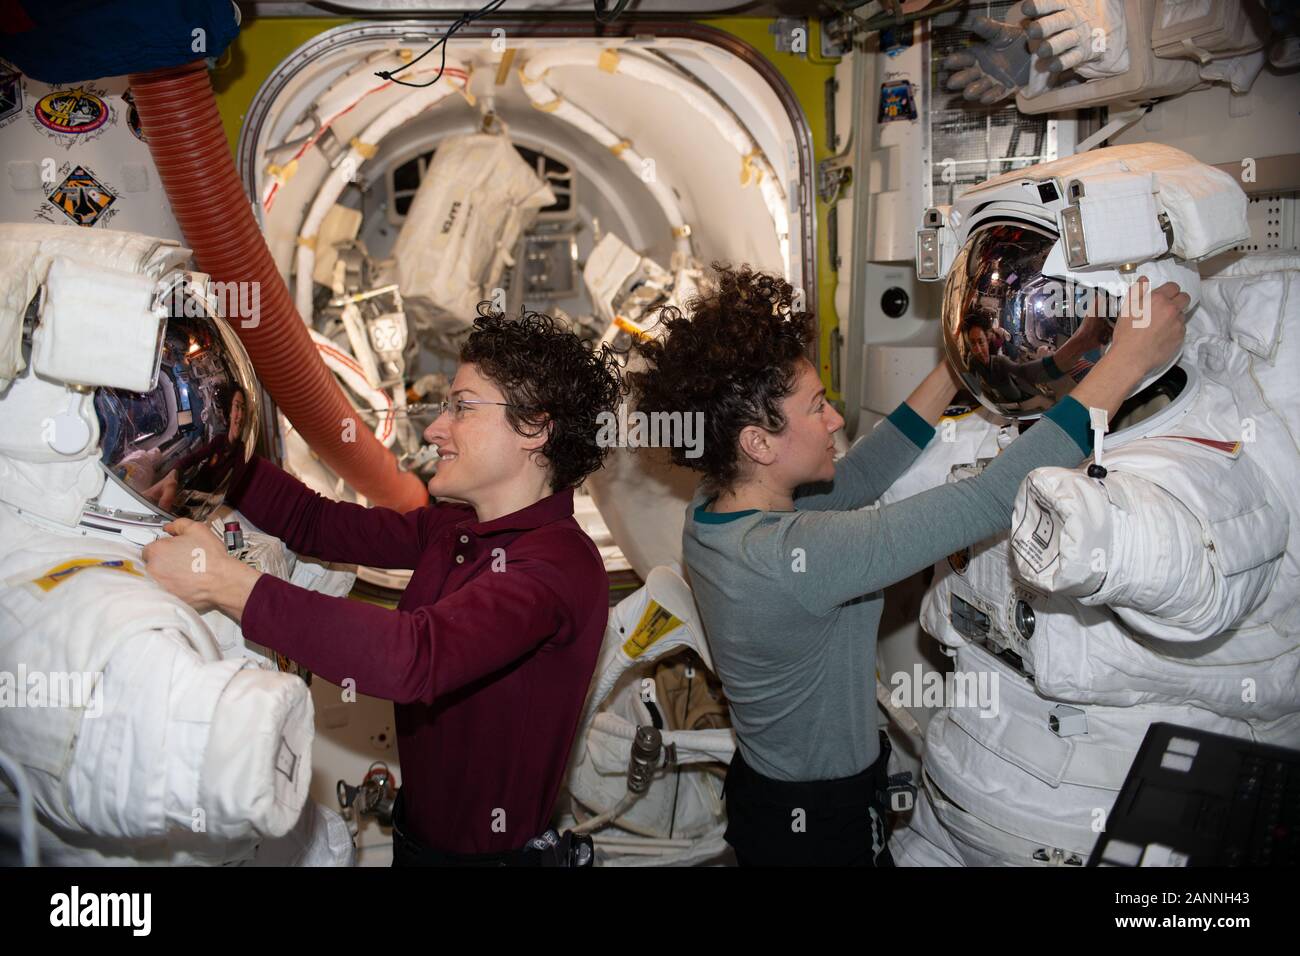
[
  {"xmin": 461, "ymin": 304, "xmax": 624, "ymax": 491},
  {"xmin": 962, "ymin": 309, "xmax": 994, "ymax": 334},
  {"xmin": 626, "ymin": 263, "xmax": 815, "ymax": 493}
]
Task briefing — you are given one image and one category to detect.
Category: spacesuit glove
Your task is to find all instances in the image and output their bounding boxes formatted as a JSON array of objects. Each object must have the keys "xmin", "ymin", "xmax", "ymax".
[
  {"xmin": 1022, "ymin": 0, "xmax": 1129, "ymax": 77},
  {"xmin": 941, "ymin": 12, "xmax": 1033, "ymax": 105}
]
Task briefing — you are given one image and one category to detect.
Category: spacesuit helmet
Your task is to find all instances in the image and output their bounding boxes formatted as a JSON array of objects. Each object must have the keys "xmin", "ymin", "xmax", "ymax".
[
  {"xmin": 942, "ymin": 217, "xmax": 1121, "ymax": 419},
  {"xmin": 91, "ymin": 276, "xmax": 260, "ymax": 524}
]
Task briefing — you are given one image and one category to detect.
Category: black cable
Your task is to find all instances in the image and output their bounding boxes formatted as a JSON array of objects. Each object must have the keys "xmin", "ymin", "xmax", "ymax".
[
  {"xmin": 594, "ymin": 0, "xmax": 633, "ymax": 24},
  {"xmin": 374, "ymin": 0, "xmax": 509, "ymax": 88},
  {"xmin": 667, "ymin": 667, "xmax": 691, "ymax": 839},
  {"xmin": 645, "ymin": 700, "xmax": 664, "ymax": 730}
]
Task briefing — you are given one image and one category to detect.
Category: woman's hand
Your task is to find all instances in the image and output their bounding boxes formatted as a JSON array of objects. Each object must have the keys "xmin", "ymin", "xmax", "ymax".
[
  {"xmin": 143, "ymin": 468, "xmax": 180, "ymax": 511},
  {"xmin": 1051, "ymin": 304, "xmax": 1113, "ymax": 373},
  {"xmin": 1070, "ymin": 278, "xmax": 1189, "ymax": 420},
  {"xmin": 142, "ymin": 518, "xmax": 261, "ymax": 620},
  {"xmin": 1072, "ymin": 308, "xmax": 1111, "ymax": 353},
  {"xmin": 1107, "ymin": 278, "xmax": 1191, "ymax": 377}
]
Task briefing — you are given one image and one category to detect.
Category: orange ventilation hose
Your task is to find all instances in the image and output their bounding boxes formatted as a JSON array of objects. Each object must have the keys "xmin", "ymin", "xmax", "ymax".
[{"xmin": 128, "ymin": 60, "xmax": 428, "ymax": 512}]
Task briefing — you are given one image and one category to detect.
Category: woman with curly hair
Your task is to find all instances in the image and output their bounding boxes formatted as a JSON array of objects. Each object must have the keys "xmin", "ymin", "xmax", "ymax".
[
  {"xmin": 628, "ymin": 264, "xmax": 1188, "ymax": 867},
  {"xmin": 144, "ymin": 307, "xmax": 624, "ymax": 867}
]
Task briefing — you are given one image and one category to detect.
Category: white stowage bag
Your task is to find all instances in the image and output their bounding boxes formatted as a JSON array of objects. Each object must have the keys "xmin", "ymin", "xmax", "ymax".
[
  {"xmin": 0, "ymin": 506, "xmax": 354, "ymax": 866},
  {"xmin": 391, "ymin": 132, "xmax": 555, "ymax": 327}
]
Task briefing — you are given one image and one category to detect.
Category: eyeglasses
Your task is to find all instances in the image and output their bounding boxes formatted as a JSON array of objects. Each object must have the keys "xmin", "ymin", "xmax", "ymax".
[
  {"xmin": 434, "ymin": 398, "xmax": 533, "ymax": 421},
  {"xmin": 353, "ymin": 398, "xmax": 532, "ymax": 422}
]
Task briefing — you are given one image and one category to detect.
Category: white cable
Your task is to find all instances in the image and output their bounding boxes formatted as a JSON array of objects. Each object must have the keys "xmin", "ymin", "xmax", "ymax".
[
  {"xmin": 263, "ymin": 52, "xmax": 469, "ymax": 207},
  {"xmin": 338, "ymin": 302, "xmax": 384, "ymax": 388},
  {"xmin": 591, "ymin": 843, "xmax": 672, "ymax": 856},
  {"xmin": 522, "ymin": 47, "xmax": 791, "ymax": 276},
  {"xmin": 1075, "ymin": 105, "xmax": 1148, "ymax": 153},
  {"xmin": 308, "ymin": 328, "xmax": 397, "ymax": 446},
  {"xmin": 589, "ymin": 711, "xmax": 736, "ymax": 765},
  {"xmin": 0, "ymin": 749, "xmax": 39, "ymax": 867},
  {"xmin": 293, "ymin": 62, "xmax": 468, "ymax": 324},
  {"xmin": 517, "ymin": 56, "xmax": 696, "ymax": 295},
  {"xmin": 592, "ymin": 835, "xmax": 695, "ymax": 848},
  {"xmin": 390, "ymin": 382, "xmax": 412, "ymax": 451},
  {"xmin": 519, "ymin": 82, "xmax": 691, "ymax": 243},
  {"xmin": 571, "ymin": 793, "xmax": 637, "ymax": 834}
]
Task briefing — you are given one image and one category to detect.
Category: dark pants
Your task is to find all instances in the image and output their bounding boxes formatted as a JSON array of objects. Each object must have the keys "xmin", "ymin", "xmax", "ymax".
[
  {"xmin": 390, "ymin": 790, "xmax": 592, "ymax": 867},
  {"xmin": 724, "ymin": 733, "xmax": 896, "ymax": 867}
]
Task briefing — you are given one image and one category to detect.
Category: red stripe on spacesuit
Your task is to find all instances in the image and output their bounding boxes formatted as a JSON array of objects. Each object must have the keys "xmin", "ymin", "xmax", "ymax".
[{"xmin": 1153, "ymin": 435, "xmax": 1242, "ymax": 454}]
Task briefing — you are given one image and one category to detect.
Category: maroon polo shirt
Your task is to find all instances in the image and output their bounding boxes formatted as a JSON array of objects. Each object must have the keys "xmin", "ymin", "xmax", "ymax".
[{"xmin": 228, "ymin": 456, "xmax": 608, "ymax": 855}]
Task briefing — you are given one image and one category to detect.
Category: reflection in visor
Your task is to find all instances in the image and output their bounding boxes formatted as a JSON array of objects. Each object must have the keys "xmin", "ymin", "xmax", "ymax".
[
  {"xmin": 941, "ymin": 220, "xmax": 1117, "ymax": 419},
  {"xmin": 95, "ymin": 308, "xmax": 259, "ymax": 523}
]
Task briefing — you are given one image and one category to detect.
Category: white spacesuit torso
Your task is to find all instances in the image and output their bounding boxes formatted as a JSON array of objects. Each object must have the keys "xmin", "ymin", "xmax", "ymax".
[
  {"xmin": 892, "ymin": 254, "xmax": 1300, "ymax": 866},
  {"xmin": 0, "ymin": 506, "xmax": 352, "ymax": 866},
  {"xmin": 0, "ymin": 224, "xmax": 354, "ymax": 866}
]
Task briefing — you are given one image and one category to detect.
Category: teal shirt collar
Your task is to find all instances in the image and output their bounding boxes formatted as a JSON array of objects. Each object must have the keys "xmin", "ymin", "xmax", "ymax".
[{"xmin": 693, "ymin": 502, "xmax": 759, "ymax": 524}]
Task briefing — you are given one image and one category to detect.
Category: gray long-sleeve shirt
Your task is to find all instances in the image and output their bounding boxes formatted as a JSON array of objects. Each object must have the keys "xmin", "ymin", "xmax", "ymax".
[{"xmin": 683, "ymin": 398, "xmax": 1092, "ymax": 782}]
